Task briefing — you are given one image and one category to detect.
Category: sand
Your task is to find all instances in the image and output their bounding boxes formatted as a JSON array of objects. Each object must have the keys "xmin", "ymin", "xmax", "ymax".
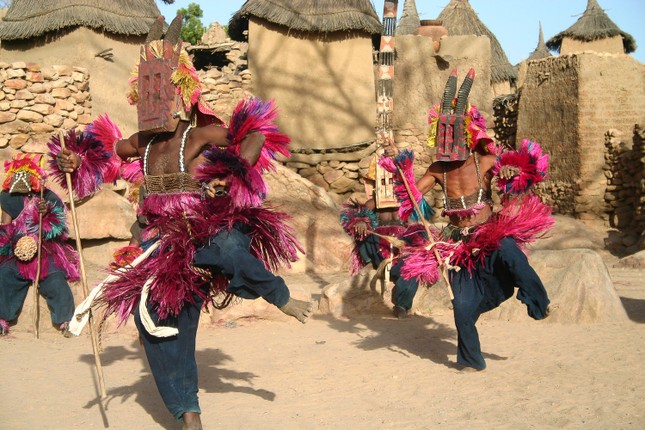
[{"xmin": 1, "ymin": 264, "xmax": 644, "ymax": 430}]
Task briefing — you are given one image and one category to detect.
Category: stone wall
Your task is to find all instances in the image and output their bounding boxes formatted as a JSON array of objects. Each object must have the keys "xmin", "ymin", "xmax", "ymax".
[
  {"xmin": 603, "ymin": 126, "xmax": 645, "ymax": 254},
  {"xmin": 493, "ymin": 93, "xmax": 518, "ymax": 149},
  {"xmin": 192, "ymin": 41, "xmax": 254, "ymax": 122},
  {"xmin": 0, "ymin": 62, "xmax": 91, "ymax": 162}
]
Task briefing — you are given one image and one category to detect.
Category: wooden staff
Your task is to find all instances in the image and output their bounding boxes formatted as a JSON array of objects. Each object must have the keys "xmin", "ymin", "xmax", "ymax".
[
  {"xmin": 58, "ymin": 130, "xmax": 107, "ymax": 399},
  {"xmin": 32, "ymin": 184, "xmax": 45, "ymax": 339},
  {"xmin": 396, "ymin": 166, "xmax": 454, "ymax": 300},
  {"xmin": 367, "ymin": 229, "xmax": 405, "ymax": 249}
]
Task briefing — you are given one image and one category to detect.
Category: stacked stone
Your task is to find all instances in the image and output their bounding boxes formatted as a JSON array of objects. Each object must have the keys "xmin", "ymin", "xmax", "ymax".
[
  {"xmin": 285, "ymin": 159, "xmax": 364, "ymax": 196},
  {"xmin": 493, "ymin": 93, "xmax": 518, "ymax": 149},
  {"xmin": 196, "ymin": 41, "xmax": 252, "ymax": 122},
  {"xmin": 534, "ymin": 180, "xmax": 577, "ymax": 215},
  {"xmin": 603, "ymin": 128, "xmax": 645, "ymax": 253},
  {"xmin": 632, "ymin": 125, "xmax": 645, "ymax": 250},
  {"xmin": 0, "ymin": 62, "xmax": 91, "ymax": 156}
]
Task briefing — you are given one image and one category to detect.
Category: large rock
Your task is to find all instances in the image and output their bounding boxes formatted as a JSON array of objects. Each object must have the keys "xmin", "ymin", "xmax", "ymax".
[
  {"xmin": 484, "ymin": 249, "xmax": 628, "ymax": 323},
  {"xmin": 266, "ymin": 164, "xmax": 353, "ymax": 274},
  {"xmin": 320, "ymin": 249, "xmax": 628, "ymax": 324},
  {"xmin": 532, "ymin": 215, "xmax": 607, "ymax": 251},
  {"xmin": 614, "ymin": 250, "xmax": 645, "ymax": 269},
  {"xmin": 69, "ymin": 188, "xmax": 135, "ymax": 240}
]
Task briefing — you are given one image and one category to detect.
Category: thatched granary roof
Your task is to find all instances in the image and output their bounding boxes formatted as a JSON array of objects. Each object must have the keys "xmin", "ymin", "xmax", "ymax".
[
  {"xmin": 0, "ymin": 0, "xmax": 167, "ymax": 41},
  {"xmin": 437, "ymin": 0, "xmax": 517, "ymax": 84},
  {"xmin": 527, "ymin": 22, "xmax": 552, "ymax": 61},
  {"xmin": 546, "ymin": 0, "xmax": 636, "ymax": 54},
  {"xmin": 397, "ymin": 0, "xmax": 420, "ymax": 36},
  {"xmin": 228, "ymin": 0, "xmax": 382, "ymax": 41}
]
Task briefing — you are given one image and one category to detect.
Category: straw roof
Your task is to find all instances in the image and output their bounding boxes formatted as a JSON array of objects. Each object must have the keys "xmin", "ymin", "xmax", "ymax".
[
  {"xmin": 397, "ymin": 0, "xmax": 420, "ymax": 36},
  {"xmin": 527, "ymin": 22, "xmax": 552, "ymax": 61},
  {"xmin": 546, "ymin": 0, "xmax": 636, "ymax": 54},
  {"xmin": 437, "ymin": 0, "xmax": 517, "ymax": 84},
  {"xmin": 0, "ymin": 0, "xmax": 165, "ymax": 41},
  {"xmin": 228, "ymin": 0, "xmax": 382, "ymax": 41}
]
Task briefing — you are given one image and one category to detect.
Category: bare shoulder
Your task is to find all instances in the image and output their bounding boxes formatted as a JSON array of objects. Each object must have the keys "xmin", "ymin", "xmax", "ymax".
[
  {"xmin": 190, "ymin": 124, "xmax": 228, "ymax": 147},
  {"xmin": 480, "ymin": 154, "xmax": 498, "ymax": 169},
  {"xmin": 427, "ymin": 161, "xmax": 443, "ymax": 176},
  {"xmin": 116, "ymin": 132, "xmax": 144, "ymax": 158}
]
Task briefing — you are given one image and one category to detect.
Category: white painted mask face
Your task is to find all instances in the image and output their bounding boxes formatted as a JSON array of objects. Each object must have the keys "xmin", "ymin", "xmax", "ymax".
[{"xmin": 9, "ymin": 170, "xmax": 32, "ymax": 194}]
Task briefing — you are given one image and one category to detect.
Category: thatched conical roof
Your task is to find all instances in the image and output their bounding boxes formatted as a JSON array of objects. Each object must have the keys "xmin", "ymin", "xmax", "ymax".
[
  {"xmin": 527, "ymin": 22, "xmax": 552, "ymax": 61},
  {"xmin": 397, "ymin": 0, "xmax": 420, "ymax": 36},
  {"xmin": 437, "ymin": 0, "xmax": 517, "ymax": 84},
  {"xmin": 229, "ymin": 0, "xmax": 382, "ymax": 41},
  {"xmin": 0, "ymin": 0, "xmax": 164, "ymax": 41},
  {"xmin": 546, "ymin": 0, "xmax": 636, "ymax": 54}
]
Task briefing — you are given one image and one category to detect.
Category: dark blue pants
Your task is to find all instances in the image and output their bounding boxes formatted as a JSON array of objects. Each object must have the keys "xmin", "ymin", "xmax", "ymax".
[
  {"xmin": 135, "ymin": 295, "xmax": 202, "ymax": 421},
  {"xmin": 358, "ymin": 234, "xmax": 419, "ymax": 311},
  {"xmin": 0, "ymin": 260, "xmax": 74, "ymax": 325},
  {"xmin": 450, "ymin": 237, "xmax": 550, "ymax": 370},
  {"xmin": 193, "ymin": 226, "xmax": 290, "ymax": 307},
  {"xmin": 136, "ymin": 226, "xmax": 291, "ymax": 421}
]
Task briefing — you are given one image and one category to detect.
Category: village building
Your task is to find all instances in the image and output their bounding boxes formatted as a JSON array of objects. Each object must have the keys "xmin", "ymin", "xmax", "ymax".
[
  {"xmin": 515, "ymin": 0, "xmax": 643, "ymax": 238},
  {"xmin": 228, "ymin": 0, "xmax": 382, "ymax": 191},
  {"xmin": 436, "ymin": 0, "xmax": 517, "ymax": 96},
  {"xmin": 546, "ymin": 0, "xmax": 637, "ymax": 57}
]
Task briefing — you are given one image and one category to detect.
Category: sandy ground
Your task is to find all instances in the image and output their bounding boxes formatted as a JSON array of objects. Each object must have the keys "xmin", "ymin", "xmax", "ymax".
[{"xmin": 1, "ymin": 264, "xmax": 644, "ymax": 430}]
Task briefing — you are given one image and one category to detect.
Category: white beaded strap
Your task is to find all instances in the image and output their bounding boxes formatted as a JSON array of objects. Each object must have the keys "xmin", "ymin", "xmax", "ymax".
[
  {"xmin": 143, "ymin": 135, "xmax": 157, "ymax": 175},
  {"xmin": 179, "ymin": 125, "xmax": 193, "ymax": 173}
]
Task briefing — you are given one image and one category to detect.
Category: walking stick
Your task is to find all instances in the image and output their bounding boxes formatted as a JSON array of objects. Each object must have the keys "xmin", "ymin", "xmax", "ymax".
[
  {"xmin": 58, "ymin": 129, "xmax": 107, "ymax": 399},
  {"xmin": 32, "ymin": 184, "xmax": 45, "ymax": 339},
  {"xmin": 395, "ymin": 166, "xmax": 454, "ymax": 300}
]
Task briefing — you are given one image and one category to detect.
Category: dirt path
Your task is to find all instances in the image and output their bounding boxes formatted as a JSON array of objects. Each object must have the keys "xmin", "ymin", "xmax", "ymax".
[{"xmin": 1, "ymin": 267, "xmax": 643, "ymax": 430}]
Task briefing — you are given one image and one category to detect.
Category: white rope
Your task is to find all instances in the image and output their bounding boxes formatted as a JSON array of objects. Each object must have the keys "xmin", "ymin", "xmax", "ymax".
[
  {"xmin": 138, "ymin": 278, "xmax": 179, "ymax": 338},
  {"xmin": 68, "ymin": 241, "xmax": 161, "ymax": 336}
]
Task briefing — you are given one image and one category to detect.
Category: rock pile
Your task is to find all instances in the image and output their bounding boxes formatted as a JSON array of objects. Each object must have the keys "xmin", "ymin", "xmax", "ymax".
[
  {"xmin": 0, "ymin": 62, "xmax": 91, "ymax": 158},
  {"xmin": 603, "ymin": 126, "xmax": 645, "ymax": 254}
]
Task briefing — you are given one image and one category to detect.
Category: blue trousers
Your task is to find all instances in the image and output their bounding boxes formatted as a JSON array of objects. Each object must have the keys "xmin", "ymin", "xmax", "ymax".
[
  {"xmin": 358, "ymin": 234, "xmax": 419, "ymax": 310},
  {"xmin": 450, "ymin": 237, "xmax": 550, "ymax": 370},
  {"xmin": 135, "ymin": 295, "xmax": 203, "ymax": 421},
  {"xmin": 136, "ymin": 226, "xmax": 291, "ymax": 421},
  {"xmin": 0, "ymin": 260, "xmax": 74, "ymax": 325}
]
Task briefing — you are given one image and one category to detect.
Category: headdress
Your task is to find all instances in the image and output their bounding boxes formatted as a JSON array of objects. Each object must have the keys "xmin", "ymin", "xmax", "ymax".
[
  {"xmin": 2, "ymin": 153, "xmax": 44, "ymax": 193},
  {"xmin": 126, "ymin": 14, "xmax": 222, "ymax": 133},
  {"xmin": 427, "ymin": 69, "xmax": 495, "ymax": 161}
]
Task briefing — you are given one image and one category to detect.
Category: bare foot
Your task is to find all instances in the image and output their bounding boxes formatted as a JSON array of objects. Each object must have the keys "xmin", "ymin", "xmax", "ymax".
[
  {"xmin": 545, "ymin": 304, "xmax": 558, "ymax": 317},
  {"xmin": 182, "ymin": 412, "xmax": 202, "ymax": 430},
  {"xmin": 393, "ymin": 306, "xmax": 408, "ymax": 319},
  {"xmin": 454, "ymin": 364, "xmax": 485, "ymax": 373},
  {"xmin": 0, "ymin": 319, "xmax": 9, "ymax": 336},
  {"xmin": 59, "ymin": 322, "xmax": 72, "ymax": 338},
  {"xmin": 279, "ymin": 298, "xmax": 313, "ymax": 323}
]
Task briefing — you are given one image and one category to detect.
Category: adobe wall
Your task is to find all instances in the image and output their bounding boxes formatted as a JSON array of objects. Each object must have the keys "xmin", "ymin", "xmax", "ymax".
[
  {"xmin": 517, "ymin": 53, "xmax": 644, "ymax": 218},
  {"xmin": 560, "ymin": 35, "xmax": 624, "ymax": 56},
  {"xmin": 577, "ymin": 54, "xmax": 645, "ymax": 218},
  {"xmin": 246, "ymin": 18, "xmax": 377, "ymax": 152}
]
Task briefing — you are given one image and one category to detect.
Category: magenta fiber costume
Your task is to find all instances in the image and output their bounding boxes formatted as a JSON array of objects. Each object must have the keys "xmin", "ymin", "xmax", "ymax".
[
  {"xmin": 48, "ymin": 98, "xmax": 303, "ymax": 419},
  {"xmin": 0, "ymin": 155, "xmax": 78, "ymax": 335}
]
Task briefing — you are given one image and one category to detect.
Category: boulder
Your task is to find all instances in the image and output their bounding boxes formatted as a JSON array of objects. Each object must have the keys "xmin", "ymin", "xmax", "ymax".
[
  {"xmin": 266, "ymin": 164, "xmax": 353, "ymax": 274},
  {"xmin": 320, "ymin": 249, "xmax": 628, "ymax": 324},
  {"xmin": 69, "ymin": 189, "xmax": 135, "ymax": 240},
  {"xmin": 483, "ymin": 249, "xmax": 628, "ymax": 323}
]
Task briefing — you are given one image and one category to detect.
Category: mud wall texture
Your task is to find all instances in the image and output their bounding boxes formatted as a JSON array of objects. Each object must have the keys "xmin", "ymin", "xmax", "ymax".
[{"xmin": 517, "ymin": 53, "xmax": 645, "ymax": 219}]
